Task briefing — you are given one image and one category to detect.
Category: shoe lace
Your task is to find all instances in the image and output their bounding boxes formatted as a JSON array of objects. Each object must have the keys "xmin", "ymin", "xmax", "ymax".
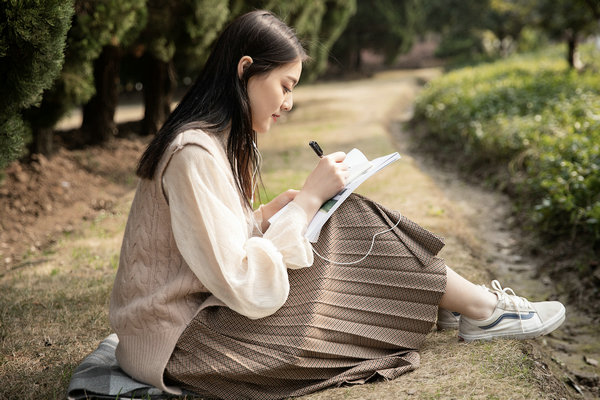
[{"xmin": 488, "ymin": 280, "xmax": 529, "ymax": 332}]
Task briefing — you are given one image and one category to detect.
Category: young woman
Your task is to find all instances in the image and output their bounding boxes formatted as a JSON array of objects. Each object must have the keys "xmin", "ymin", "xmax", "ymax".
[{"xmin": 109, "ymin": 10, "xmax": 566, "ymax": 399}]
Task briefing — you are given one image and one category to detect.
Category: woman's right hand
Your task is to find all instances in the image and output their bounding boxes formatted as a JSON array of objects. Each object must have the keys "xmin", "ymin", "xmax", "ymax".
[{"xmin": 293, "ymin": 151, "xmax": 347, "ymax": 221}]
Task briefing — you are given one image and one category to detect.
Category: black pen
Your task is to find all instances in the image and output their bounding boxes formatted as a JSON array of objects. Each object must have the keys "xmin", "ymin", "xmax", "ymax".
[{"xmin": 309, "ymin": 141, "xmax": 323, "ymax": 158}]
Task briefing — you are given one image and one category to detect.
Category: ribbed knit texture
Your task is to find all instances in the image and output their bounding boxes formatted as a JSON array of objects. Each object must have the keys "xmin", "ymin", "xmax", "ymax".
[{"xmin": 109, "ymin": 132, "xmax": 217, "ymax": 393}]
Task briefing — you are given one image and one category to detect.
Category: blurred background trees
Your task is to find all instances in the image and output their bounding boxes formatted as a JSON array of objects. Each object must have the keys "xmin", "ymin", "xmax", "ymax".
[
  {"xmin": 23, "ymin": 0, "xmax": 147, "ymax": 155},
  {"xmin": 134, "ymin": 0, "xmax": 230, "ymax": 136},
  {"xmin": 232, "ymin": 0, "xmax": 357, "ymax": 82},
  {"xmin": 331, "ymin": 0, "xmax": 423, "ymax": 72},
  {"xmin": 0, "ymin": 0, "xmax": 598, "ymax": 167},
  {"xmin": 79, "ymin": 0, "xmax": 147, "ymax": 145},
  {"xmin": 533, "ymin": 0, "xmax": 600, "ymax": 68}
]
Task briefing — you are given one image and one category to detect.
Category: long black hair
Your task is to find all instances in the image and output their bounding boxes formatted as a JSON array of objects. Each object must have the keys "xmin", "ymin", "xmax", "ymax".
[{"xmin": 136, "ymin": 10, "xmax": 307, "ymax": 205}]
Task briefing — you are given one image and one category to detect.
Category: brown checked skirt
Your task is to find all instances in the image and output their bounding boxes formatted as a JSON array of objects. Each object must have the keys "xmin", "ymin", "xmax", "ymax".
[{"xmin": 165, "ymin": 194, "xmax": 447, "ymax": 399}]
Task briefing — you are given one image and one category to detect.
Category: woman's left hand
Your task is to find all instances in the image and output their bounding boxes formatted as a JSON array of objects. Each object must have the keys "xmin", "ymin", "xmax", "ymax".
[{"xmin": 259, "ymin": 189, "xmax": 299, "ymax": 232}]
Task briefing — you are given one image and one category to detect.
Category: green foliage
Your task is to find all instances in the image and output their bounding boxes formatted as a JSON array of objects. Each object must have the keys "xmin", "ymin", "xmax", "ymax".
[
  {"xmin": 272, "ymin": 0, "xmax": 357, "ymax": 81},
  {"xmin": 422, "ymin": 0, "xmax": 489, "ymax": 60},
  {"xmin": 331, "ymin": 0, "xmax": 420, "ymax": 71},
  {"xmin": 413, "ymin": 43, "xmax": 600, "ymax": 242},
  {"xmin": 0, "ymin": 0, "xmax": 74, "ymax": 167},
  {"xmin": 0, "ymin": 114, "xmax": 30, "ymax": 168},
  {"xmin": 296, "ymin": 0, "xmax": 357, "ymax": 81},
  {"xmin": 73, "ymin": 0, "xmax": 147, "ymax": 53},
  {"xmin": 422, "ymin": 0, "xmax": 600, "ymax": 66},
  {"xmin": 171, "ymin": 0, "xmax": 231, "ymax": 75},
  {"xmin": 139, "ymin": 0, "xmax": 229, "ymax": 64},
  {"xmin": 486, "ymin": 0, "xmax": 534, "ymax": 40},
  {"xmin": 233, "ymin": 0, "xmax": 356, "ymax": 81},
  {"xmin": 532, "ymin": 0, "xmax": 599, "ymax": 67},
  {"xmin": 23, "ymin": 0, "xmax": 147, "ymax": 153},
  {"xmin": 482, "ymin": 0, "xmax": 536, "ymax": 57},
  {"xmin": 514, "ymin": 26, "xmax": 549, "ymax": 53},
  {"xmin": 533, "ymin": 0, "xmax": 599, "ymax": 40}
]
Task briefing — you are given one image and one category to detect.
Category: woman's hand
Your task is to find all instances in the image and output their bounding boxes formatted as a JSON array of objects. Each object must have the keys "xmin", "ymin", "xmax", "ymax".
[
  {"xmin": 293, "ymin": 152, "xmax": 347, "ymax": 221},
  {"xmin": 259, "ymin": 189, "xmax": 299, "ymax": 232}
]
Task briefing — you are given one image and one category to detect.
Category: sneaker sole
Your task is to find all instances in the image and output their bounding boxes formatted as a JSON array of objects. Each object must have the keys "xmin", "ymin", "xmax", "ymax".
[
  {"xmin": 437, "ymin": 321, "xmax": 460, "ymax": 330},
  {"xmin": 458, "ymin": 307, "xmax": 566, "ymax": 342}
]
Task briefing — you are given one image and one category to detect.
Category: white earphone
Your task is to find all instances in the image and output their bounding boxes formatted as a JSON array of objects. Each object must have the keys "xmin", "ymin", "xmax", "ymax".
[
  {"xmin": 311, "ymin": 215, "xmax": 403, "ymax": 265},
  {"xmin": 250, "ymin": 141, "xmax": 261, "ymax": 208}
]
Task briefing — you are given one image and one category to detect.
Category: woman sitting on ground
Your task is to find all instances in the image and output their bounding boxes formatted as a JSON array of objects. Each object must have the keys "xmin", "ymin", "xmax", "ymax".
[{"xmin": 109, "ymin": 10, "xmax": 566, "ymax": 400}]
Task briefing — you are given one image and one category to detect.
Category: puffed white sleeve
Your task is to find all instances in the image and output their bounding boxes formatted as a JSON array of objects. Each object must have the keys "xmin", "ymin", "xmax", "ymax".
[
  {"xmin": 261, "ymin": 201, "xmax": 314, "ymax": 269},
  {"xmin": 162, "ymin": 145, "xmax": 312, "ymax": 319}
]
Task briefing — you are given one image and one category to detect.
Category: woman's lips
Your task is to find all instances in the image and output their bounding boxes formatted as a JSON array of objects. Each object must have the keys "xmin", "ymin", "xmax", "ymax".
[{"xmin": 272, "ymin": 114, "xmax": 280, "ymax": 122}]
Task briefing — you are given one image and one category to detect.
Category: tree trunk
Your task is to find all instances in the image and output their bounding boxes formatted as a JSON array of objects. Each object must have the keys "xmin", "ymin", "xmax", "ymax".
[
  {"xmin": 352, "ymin": 47, "xmax": 362, "ymax": 72},
  {"xmin": 566, "ymin": 31, "xmax": 578, "ymax": 69},
  {"xmin": 141, "ymin": 55, "xmax": 176, "ymax": 136},
  {"xmin": 81, "ymin": 45, "xmax": 121, "ymax": 145},
  {"xmin": 30, "ymin": 126, "xmax": 54, "ymax": 156}
]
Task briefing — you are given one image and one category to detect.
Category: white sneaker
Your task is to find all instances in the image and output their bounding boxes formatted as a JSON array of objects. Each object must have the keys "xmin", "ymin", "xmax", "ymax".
[
  {"xmin": 458, "ymin": 280, "xmax": 566, "ymax": 342},
  {"xmin": 437, "ymin": 308, "xmax": 460, "ymax": 330}
]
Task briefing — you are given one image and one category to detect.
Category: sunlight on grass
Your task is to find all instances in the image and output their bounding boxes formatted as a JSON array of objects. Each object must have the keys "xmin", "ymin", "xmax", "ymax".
[{"xmin": 0, "ymin": 195, "xmax": 127, "ymax": 399}]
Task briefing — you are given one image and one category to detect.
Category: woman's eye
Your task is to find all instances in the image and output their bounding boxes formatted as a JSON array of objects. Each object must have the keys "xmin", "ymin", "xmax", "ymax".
[{"xmin": 283, "ymin": 86, "xmax": 292, "ymax": 94}]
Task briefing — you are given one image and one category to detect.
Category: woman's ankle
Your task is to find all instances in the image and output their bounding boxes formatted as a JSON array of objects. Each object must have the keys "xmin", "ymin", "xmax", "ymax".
[{"xmin": 463, "ymin": 290, "xmax": 498, "ymax": 321}]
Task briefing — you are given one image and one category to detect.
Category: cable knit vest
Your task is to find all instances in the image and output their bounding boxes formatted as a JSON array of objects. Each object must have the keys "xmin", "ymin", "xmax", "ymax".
[{"xmin": 109, "ymin": 130, "xmax": 240, "ymax": 394}]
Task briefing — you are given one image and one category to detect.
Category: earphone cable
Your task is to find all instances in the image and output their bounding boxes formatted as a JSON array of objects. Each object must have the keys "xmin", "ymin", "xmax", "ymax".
[{"xmin": 311, "ymin": 215, "xmax": 403, "ymax": 265}]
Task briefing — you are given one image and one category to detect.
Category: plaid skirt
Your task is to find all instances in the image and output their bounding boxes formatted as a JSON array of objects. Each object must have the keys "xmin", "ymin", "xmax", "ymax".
[{"xmin": 165, "ymin": 194, "xmax": 447, "ymax": 399}]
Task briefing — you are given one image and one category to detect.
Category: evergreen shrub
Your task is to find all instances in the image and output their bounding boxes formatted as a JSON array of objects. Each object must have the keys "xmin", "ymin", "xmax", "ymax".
[{"xmin": 0, "ymin": 0, "xmax": 73, "ymax": 167}]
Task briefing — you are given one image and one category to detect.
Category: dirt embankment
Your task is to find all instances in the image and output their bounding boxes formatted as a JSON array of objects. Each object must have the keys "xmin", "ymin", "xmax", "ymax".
[{"xmin": 0, "ymin": 137, "xmax": 148, "ymax": 277}]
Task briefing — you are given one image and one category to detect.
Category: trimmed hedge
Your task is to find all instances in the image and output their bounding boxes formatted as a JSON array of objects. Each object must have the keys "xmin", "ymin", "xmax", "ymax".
[{"xmin": 413, "ymin": 44, "xmax": 600, "ymax": 244}]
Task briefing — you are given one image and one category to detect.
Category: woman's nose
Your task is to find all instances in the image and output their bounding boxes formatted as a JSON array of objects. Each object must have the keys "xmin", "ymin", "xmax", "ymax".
[{"xmin": 282, "ymin": 94, "xmax": 293, "ymax": 111}]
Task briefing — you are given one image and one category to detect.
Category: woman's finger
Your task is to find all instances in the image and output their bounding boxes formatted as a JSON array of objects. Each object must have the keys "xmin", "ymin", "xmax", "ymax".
[{"xmin": 324, "ymin": 151, "xmax": 346, "ymax": 163}]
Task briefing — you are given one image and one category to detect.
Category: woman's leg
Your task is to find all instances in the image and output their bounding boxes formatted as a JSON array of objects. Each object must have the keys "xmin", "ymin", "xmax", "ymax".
[{"xmin": 439, "ymin": 266, "xmax": 497, "ymax": 320}]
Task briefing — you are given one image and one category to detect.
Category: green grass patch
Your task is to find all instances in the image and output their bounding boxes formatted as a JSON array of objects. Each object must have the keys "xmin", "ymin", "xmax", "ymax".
[{"xmin": 412, "ymin": 43, "xmax": 600, "ymax": 245}]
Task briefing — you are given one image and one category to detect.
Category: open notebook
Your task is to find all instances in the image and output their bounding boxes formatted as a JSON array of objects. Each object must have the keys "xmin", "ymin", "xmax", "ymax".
[{"xmin": 269, "ymin": 148, "xmax": 400, "ymax": 242}]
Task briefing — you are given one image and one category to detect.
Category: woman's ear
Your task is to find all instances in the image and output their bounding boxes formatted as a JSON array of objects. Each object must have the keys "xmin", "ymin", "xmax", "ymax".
[{"xmin": 237, "ymin": 56, "xmax": 253, "ymax": 79}]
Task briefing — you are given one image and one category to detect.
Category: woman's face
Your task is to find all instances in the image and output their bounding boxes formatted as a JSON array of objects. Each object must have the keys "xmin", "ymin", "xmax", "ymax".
[{"xmin": 247, "ymin": 60, "xmax": 302, "ymax": 133}]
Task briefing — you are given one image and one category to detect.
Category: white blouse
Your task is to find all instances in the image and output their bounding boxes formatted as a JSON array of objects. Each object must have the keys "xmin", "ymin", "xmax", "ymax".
[{"xmin": 162, "ymin": 144, "xmax": 313, "ymax": 319}]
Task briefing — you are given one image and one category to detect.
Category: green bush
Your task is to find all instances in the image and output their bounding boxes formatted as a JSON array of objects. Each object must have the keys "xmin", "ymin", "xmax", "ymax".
[
  {"xmin": 413, "ymin": 43, "xmax": 600, "ymax": 243},
  {"xmin": 0, "ymin": 0, "xmax": 73, "ymax": 167}
]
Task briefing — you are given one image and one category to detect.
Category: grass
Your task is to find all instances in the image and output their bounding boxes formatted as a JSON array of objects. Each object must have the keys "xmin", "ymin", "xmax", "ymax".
[
  {"xmin": 0, "ymin": 194, "xmax": 130, "ymax": 399},
  {"xmin": 0, "ymin": 69, "xmax": 566, "ymax": 399}
]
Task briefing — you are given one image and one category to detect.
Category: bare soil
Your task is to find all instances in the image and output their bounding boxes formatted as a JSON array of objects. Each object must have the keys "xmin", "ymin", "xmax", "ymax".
[
  {"xmin": 0, "ymin": 136, "xmax": 148, "ymax": 277},
  {"xmin": 1, "ymin": 68, "xmax": 597, "ymax": 399}
]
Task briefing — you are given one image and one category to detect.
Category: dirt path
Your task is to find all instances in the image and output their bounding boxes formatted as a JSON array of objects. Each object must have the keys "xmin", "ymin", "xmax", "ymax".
[{"xmin": 1, "ymin": 69, "xmax": 593, "ymax": 399}]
